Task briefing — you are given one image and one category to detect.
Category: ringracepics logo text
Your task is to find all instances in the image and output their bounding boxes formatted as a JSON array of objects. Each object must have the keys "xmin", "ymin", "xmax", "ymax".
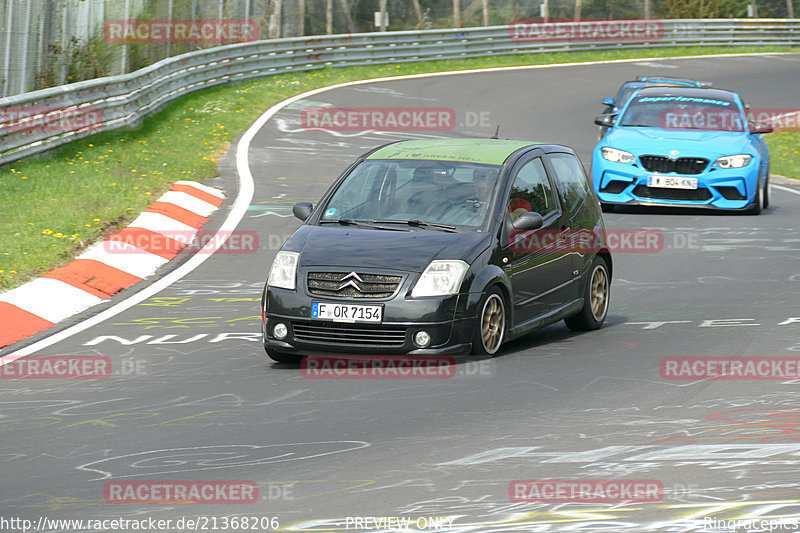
[{"xmin": 509, "ymin": 19, "xmax": 663, "ymax": 42}]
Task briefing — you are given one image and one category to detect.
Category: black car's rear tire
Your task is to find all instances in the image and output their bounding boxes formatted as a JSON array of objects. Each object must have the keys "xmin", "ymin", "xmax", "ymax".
[
  {"xmin": 565, "ymin": 256, "xmax": 610, "ymax": 331},
  {"xmin": 471, "ymin": 287, "xmax": 506, "ymax": 356},
  {"xmin": 265, "ymin": 347, "xmax": 302, "ymax": 364}
]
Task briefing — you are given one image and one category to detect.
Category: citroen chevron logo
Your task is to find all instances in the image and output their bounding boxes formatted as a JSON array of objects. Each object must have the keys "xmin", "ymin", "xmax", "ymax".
[{"xmin": 338, "ymin": 271, "xmax": 363, "ymax": 291}]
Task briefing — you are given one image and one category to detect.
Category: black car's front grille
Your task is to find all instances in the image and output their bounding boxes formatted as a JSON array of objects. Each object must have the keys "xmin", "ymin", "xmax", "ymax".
[
  {"xmin": 640, "ymin": 155, "xmax": 709, "ymax": 175},
  {"xmin": 307, "ymin": 271, "xmax": 402, "ymax": 299},
  {"xmin": 633, "ymin": 184, "xmax": 712, "ymax": 201},
  {"xmin": 600, "ymin": 180, "xmax": 629, "ymax": 194},
  {"xmin": 292, "ymin": 321, "xmax": 407, "ymax": 346}
]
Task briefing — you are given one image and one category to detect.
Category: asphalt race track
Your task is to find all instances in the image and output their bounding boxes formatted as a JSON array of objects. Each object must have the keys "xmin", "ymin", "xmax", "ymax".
[{"xmin": 2, "ymin": 54, "xmax": 800, "ymax": 532}]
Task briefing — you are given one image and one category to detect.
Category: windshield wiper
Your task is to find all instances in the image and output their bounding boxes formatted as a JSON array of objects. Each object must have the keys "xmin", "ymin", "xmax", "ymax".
[
  {"xmin": 319, "ymin": 218, "xmax": 375, "ymax": 228},
  {"xmin": 373, "ymin": 219, "xmax": 458, "ymax": 232},
  {"xmin": 320, "ymin": 218, "xmax": 408, "ymax": 231}
]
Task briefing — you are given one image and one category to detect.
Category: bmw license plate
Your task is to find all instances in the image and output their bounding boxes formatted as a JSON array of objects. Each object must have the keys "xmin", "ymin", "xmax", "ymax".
[
  {"xmin": 311, "ymin": 302, "xmax": 382, "ymax": 323},
  {"xmin": 647, "ymin": 176, "xmax": 698, "ymax": 189}
]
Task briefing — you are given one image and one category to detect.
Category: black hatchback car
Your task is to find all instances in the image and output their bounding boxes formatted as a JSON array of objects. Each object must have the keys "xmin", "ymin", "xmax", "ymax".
[{"xmin": 261, "ymin": 138, "xmax": 612, "ymax": 363}]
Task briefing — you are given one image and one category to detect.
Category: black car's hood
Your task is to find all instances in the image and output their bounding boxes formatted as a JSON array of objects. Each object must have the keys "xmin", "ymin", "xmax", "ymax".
[{"xmin": 284, "ymin": 225, "xmax": 491, "ymax": 272}]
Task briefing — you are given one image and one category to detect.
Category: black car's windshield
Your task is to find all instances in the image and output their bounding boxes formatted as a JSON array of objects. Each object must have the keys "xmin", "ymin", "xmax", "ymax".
[
  {"xmin": 619, "ymin": 94, "xmax": 745, "ymax": 131},
  {"xmin": 318, "ymin": 159, "xmax": 502, "ymax": 232}
]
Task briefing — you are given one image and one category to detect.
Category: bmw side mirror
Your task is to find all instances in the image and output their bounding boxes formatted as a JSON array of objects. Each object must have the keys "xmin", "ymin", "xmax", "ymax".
[
  {"xmin": 594, "ymin": 114, "xmax": 617, "ymax": 127},
  {"xmin": 601, "ymin": 97, "xmax": 614, "ymax": 106},
  {"xmin": 292, "ymin": 201, "xmax": 314, "ymax": 221},
  {"xmin": 512, "ymin": 211, "xmax": 544, "ymax": 231},
  {"xmin": 750, "ymin": 122, "xmax": 774, "ymax": 134}
]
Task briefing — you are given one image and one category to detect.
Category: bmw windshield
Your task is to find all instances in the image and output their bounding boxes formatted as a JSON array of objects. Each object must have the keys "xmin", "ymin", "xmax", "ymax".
[
  {"xmin": 619, "ymin": 94, "xmax": 746, "ymax": 132},
  {"xmin": 318, "ymin": 159, "xmax": 502, "ymax": 232}
]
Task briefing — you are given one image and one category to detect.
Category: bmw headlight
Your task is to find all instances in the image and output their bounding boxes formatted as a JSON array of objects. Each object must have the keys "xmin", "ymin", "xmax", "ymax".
[
  {"xmin": 601, "ymin": 147, "xmax": 635, "ymax": 164},
  {"xmin": 712, "ymin": 154, "xmax": 752, "ymax": 169},
  {"xmin": 411, "ymin": 260, "xmax": 469, "ymax": 298},
  {"xmin": 267, "ymin": 251, "xmax": 299, "ymax": 290}
]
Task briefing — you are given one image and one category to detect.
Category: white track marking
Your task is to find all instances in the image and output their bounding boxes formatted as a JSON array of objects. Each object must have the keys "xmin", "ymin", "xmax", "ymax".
[
  {"xmin": 127, "ymin": 212, "xmax": 198, "ymax": 244},
  {"xmin": 4, "ymin": 51, "xmax": 799, "ymax": 359},
  {"xmin": 0, "ymin": 279, "xmax": 104, "ymax": 323},
  {"xmin": 175, "ymin": 179, "xmax": 225, "ymax": 198},
  {"xmin": 78, "ymin": 241, "xmax": 169, "ymax": 278},
  {"xmin": 772, "ymin": 184, "xmax": 800, "ymax": 196},
  {"xmin": 156, "ymin": 191, "xmax": 219, "ymax": 216}
]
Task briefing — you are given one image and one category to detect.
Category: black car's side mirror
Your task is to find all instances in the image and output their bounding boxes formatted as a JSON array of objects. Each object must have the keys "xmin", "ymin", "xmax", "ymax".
[
  {"xmin": 292, "ymin": 201, "xmax": 314, "ymax": 221},
  {"xmin": 594, "ymin": 114, "xmax": 617, "ymax": 127},
  {"xmin": 601, "ymin": 97, "xmax": 614, "ymax": 106},
  {"xmin": 750, "ymin": 122, "xmax": 774, "ymax": 134},
  {"xmin": 512, "ymin": 211, "xmax": 544, "ymax": 231}
]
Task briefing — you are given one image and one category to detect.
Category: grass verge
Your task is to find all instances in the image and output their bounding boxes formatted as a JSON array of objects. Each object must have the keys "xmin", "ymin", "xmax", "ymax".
[{"xmin": 1, "ymin": 45, "xmax": 798, "ymax": 290}]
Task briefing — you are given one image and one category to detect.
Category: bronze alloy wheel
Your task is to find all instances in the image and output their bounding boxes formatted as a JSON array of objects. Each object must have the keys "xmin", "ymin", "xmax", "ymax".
[
  {"xmin": 590, "ymin": 264, "xmax": 610, "ymax": 321},
  {"xmin": 480, "ymin": 293, "xmax": 505, "ymax": 354}
]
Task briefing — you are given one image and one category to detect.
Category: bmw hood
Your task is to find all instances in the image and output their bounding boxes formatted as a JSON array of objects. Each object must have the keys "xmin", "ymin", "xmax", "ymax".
[
  {"xmin": 601, "ymin": 127, "xmax": 752, "ymax": 158},
  {"xmin": 283, "ymin": 225, "xmax": 491, "ymax": 272}
]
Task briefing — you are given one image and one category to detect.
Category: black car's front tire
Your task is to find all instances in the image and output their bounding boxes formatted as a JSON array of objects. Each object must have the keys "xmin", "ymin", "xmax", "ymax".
[
  {"xmin": 471, "ymin": 287, "xmax": 507, "ymax": 356},
  {"xmin": 265, "ymin": 346, "xmax": 302, "ymax": 364},
  {"xmin": 565, "ymin": 256, "xmax": 610, "ymax": 331}
]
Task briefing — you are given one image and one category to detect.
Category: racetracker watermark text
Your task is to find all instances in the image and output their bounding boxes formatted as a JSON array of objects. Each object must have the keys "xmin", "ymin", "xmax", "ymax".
[
  {"xmin": 104, "ymin": 481, "xmax": 258, "ymax": 504},
  {"xmin": 661, "ymin": 357, "xmax": 800, "ymax": 380},
  {"xmin": 103, "ymin": 230, "xmax": 258, "ymax": 254},
  {"xmin": 0, "ymin": 107, "xmax": 102, "ymax": 133},
  {"xmin": 1, "ymin": 356, "xmax": 111, "ymax": 379},
  {"xmin": 104, "ymin": 19, "xmax": 258, "ymax": 43},
  {"xmin": 509, "ymin": 19, "xmax": 663, "ymax": 42},
  {"xmin": 301, "ymin": 356, "xmax": 457, "ymax": 379},
  {"xmin": 509, "ymin": 479, "xmax": 663, "ymax": 503},
  {"xmin": 300, "ymin": 107, "xmax": 457, "ymax": 131}
]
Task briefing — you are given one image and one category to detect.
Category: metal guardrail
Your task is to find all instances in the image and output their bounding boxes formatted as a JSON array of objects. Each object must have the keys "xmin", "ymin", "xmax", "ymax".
[{"xmin": 1, "ymin": 18, "xmax": 799, "ymax": 165}]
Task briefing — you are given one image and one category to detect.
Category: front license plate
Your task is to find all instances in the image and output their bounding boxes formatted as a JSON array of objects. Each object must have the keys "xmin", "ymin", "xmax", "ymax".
[
  {"xmin": 647, "ymin": 175, "xmax": 698, "ymax": 189},
  {"xmin": 311, "ymin": 302, "xmax": 382, "ymax": 323}
]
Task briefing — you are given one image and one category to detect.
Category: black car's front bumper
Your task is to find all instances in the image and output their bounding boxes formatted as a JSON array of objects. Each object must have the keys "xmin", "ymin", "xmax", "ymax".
[{"xmin": 263, "ymin": 287, "xmax": 476, "ymax": 356}]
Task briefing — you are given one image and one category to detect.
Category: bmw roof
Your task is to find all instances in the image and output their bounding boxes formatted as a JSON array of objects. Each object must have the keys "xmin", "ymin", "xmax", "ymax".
[
  {"xmin": 631, "ymin": 86, "xmax": 739, "ymax": 102},
  {"xmin": 366, "ymin": 138, "xmax": 544, "ymax": 166}
]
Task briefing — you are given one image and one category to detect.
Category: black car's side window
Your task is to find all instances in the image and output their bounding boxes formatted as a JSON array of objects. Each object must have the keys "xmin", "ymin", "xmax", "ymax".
[
  {"xmin": 507, "ymin": 157, "xmax": 557, "ymax": 221},
  {"xmin": 548, "ymin": 153, "xmax": 589, "ymax": 214}
]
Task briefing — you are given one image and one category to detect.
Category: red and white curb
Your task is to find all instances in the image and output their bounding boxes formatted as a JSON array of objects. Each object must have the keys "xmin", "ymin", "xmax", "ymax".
[{"xmin": 0, "ymin": 181, "xmax": 224, "ymax": 348}]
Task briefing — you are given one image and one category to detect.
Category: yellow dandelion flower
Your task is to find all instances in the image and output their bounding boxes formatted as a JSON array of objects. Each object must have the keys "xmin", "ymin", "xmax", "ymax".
[
  {"xmin": 42, "ymin": 229, "xmax": 53, "ymax": 234},
  {"xmin": 54, "ymin": 232, "xmax": 63, "ymax": 237}
]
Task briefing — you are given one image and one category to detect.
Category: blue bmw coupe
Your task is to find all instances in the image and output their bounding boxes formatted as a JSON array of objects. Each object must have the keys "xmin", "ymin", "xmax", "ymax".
[{"xmin": 592, "ymin": 86, "xmax": 773, "ymax": 214}]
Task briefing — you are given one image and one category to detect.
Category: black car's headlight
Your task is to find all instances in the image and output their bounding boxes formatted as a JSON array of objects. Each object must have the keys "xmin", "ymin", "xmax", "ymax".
[
  {"xmin": 712, "ymin": 154, "xmax": 752, "ymax": 169},
  {"xmin": 267, "ymin": 251, "xmax": 299, "ymax": 290},
  {"xmin": 601, "ymin": 147, "xmax": 635, "ymax": 164},
  {"xmin": 411, "ymin": 260, "xmax": 469, "ymax": 298}
]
